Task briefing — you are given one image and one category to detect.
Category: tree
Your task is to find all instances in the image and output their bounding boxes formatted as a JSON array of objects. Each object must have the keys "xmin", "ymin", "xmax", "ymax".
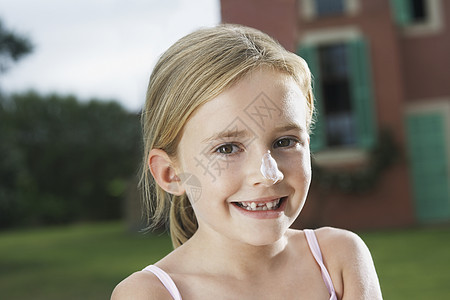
[
  {"xmin": 0, "ymin": 19, "xmax": 33, "ymax": 73},
  {"xmin": 0, "ymin": 92, "xmax": 142, "ymax": 228},
  {"xmin": 0, "ymin": 19, "xmax": 142, "ymax": 229}
]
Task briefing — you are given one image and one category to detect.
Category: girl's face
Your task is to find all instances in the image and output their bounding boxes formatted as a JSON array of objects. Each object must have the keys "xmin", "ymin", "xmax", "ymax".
[{"xmin": 176, "ymin": 68, "xmax": 311, "ymax": 246}]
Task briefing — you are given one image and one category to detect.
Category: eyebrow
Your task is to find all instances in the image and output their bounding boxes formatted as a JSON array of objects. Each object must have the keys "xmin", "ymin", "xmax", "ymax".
[
  {"xmin": 202, "ymin": 129, "xmax": 251, "ymax": 144},
  {"xmin": 202, "ymin": 123, "xmax": 305, "ymax": 144},
  {"xmin": 274, "ymin": 123, "xmax": 306, "ymax": 133}
]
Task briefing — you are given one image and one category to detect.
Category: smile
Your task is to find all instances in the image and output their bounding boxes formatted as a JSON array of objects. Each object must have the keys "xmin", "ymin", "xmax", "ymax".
[{"xmin": 233, "ymin": 197, "xmax": 287, "ymax": 211}]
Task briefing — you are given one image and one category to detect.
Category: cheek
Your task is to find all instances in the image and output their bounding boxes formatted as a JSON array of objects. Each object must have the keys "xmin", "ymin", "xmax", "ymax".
[
  {"xmin": 302, "ymin": 151, "xmax": 312, "ymax": 179},
  {"xmin": 190, "ymin": 174, "xmax": 237, "ymax": 220},
  {"xmin": 281, "ymin": 150, "xmax": 312, "ymax": 182},
  {"xmin": 190, "ymin": 164, "xmax": 241, "ymax": 204},
  {"xmin": 181, "ymin": 147, "xmax": 236, "ymax": 183}
]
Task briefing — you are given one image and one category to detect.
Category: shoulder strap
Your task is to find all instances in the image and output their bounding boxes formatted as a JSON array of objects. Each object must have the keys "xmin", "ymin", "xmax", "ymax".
[
  {"xmin": 142, "ymin": 265, "xmax": 182, "ymax": 300},
  {"xmin": 304, "ymin": 229, "xmax": 337, "ymax": 300}
]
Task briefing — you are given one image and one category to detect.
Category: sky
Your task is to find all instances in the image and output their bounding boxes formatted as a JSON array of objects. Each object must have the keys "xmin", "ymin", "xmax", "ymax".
[{"xmin": 0, "ymin": 0, "xmax": 221, "ymax": 112}]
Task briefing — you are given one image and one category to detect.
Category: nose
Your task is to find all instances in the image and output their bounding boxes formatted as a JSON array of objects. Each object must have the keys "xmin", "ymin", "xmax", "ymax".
[
  {"xmin": 260, "ymin": 151, "xmax": 284, "ymax": 186},
  {"xmin": 246, "ymin": 148, "xmax": 285, "ymax": 187}
]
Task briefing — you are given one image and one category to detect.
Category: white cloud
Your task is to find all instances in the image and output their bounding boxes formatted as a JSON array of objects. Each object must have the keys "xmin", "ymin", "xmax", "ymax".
[{"xmin": 0, "ymin": 0, "xmax": 220, "ymax": 111}]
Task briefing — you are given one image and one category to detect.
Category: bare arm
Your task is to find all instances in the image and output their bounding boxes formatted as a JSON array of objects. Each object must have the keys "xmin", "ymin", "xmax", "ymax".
[
  {"xmin": 338, "ymin": 230, "xmax": 382, "ymax": 299},
  {"xmin": 317, "ymin": 228, "xmax": 383, "ymax": 300}
]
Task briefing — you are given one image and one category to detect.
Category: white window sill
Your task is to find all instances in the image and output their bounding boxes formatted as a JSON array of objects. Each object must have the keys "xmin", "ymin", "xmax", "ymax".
[{"xmin": 312, "ymin": 147, "xmax": 370, "ymax": 168}]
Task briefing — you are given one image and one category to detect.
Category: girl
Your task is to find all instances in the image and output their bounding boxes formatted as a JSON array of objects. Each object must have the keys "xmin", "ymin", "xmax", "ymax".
[{"xmin": 112, "ymin": 24, "xmax": 382, "ymax": 299}]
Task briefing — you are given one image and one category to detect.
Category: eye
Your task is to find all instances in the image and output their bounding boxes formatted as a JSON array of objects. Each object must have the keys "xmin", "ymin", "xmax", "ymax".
[
  {"xmin": 215, "ymin": 143, "xmax": 241, "ymax": 155},
  {"xmin": 274, "ymin": 137, "xmax": 298, "ymax": 148}
]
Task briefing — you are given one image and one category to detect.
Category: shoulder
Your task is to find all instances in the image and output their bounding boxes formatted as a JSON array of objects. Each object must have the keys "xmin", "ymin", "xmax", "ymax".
[
  {"xmin": 314, "ymin": 227, "xmax": 383, "ymax": 300},
  {"xmin": 291, "ymin": 227, "xmax": 366, "ymax": 256},
  {"xmin": 313, "ymin": 227, "xmax": 376, "ymax": 272},
  {"xmin": 314, "ymin": 226, "xmax": 366, "ymax": 255},
  {"xmin": 288, "ymin": 227, "xmax": 367, "ymax": 267},
  {"xmin": 111, "ymin": 270, "xmax": 173, "ymax": 300}
]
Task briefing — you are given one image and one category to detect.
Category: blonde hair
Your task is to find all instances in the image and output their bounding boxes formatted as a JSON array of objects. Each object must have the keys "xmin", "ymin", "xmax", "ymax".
[{"xmin": 140, "ymin": 24, "xmax": 314, "ymax": 248}]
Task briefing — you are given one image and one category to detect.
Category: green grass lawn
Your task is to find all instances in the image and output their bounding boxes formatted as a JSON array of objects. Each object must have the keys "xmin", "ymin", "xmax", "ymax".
[
  {"xmin": 0, "ymin": 222, "xmax": 449, "ymax": 299},
  {"xmin": 361, "ymin": 227, "xmax": 450, "ymax": 299},
  {"xmin": 0, "ymin": 222, "xmax": 172, "ymax": 300}
]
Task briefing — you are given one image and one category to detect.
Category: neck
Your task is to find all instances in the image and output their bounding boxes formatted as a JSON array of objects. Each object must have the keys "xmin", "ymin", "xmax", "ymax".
[{"xmin": 183, "ymin": 225, "xmax": 290, "ymax": 279}]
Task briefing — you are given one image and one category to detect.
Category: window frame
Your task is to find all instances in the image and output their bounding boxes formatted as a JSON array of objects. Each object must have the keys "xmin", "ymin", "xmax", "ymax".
[
  {"xmin": 390, "ymin": 0, "xmax": 444, "ymax": 36},
  {"xmin": 298, "ymin": 28, "xmax": 377, "ymax": 158}
]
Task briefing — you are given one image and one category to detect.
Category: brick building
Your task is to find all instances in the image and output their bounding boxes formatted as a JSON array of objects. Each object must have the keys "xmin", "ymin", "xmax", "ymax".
[{"xmin": 221, "ymin": 0, "xmax": 450, "ymax": 229}]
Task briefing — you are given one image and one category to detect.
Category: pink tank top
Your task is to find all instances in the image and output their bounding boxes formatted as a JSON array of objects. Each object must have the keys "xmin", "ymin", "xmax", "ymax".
[{"xmin": 143, "ymin": 229, "xmax": 337, "ymax": 300}]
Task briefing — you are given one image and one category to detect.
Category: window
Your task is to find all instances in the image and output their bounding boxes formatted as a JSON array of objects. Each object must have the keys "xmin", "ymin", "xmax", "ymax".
[
  {"xmin": 390, "ymin": 0, "xmax": 427, "ymax": 25},
  {"xmin": 390, "ymin": 0, "xmax": 443, "ymax": 35},
  {"xmin": 301, "ymin": 0, "xmax": 359, "ymax": 20},
  {"xmin": 315, "ymin": 0, "xmax": 345, "ymax": 17},
  {"xmin": 298, "ymin": 38, "xmax": 376, "ymax": 152},
  {"xmin": 318, "ymin": 44, "xmax": 356, "ymax": 146},
  {"xmin": 410, "ymin": 0, "xmax": 427, "ymax": 22}
]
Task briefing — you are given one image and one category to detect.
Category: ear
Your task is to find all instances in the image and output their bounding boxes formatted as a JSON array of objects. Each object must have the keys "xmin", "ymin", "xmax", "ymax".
[{"xmin": 148, "ymin": 149, "xmax": 185, "ymax": 196}]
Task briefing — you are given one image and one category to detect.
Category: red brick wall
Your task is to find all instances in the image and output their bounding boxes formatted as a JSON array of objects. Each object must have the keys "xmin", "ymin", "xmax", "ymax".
[
  {"xmin": 401, "ymin": 1, "xmax": 450, "ymax": 101},
  {"xmin": 296, "ymin": 164, "xmax": 414, "ymax": 230},
  {"xmin": 220, "ymin": 0, "xmax": 297, "ymax": 51}
]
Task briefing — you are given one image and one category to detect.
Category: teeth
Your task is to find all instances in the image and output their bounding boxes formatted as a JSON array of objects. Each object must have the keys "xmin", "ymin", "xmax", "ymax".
[{"xmin": 237, "ymin": 198, "xmax": 282, "ymax": 211}]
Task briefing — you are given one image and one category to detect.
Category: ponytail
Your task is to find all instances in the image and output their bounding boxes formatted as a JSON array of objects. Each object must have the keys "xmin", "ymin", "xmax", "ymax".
[{"xmin": 169, "ymin": 195, "xmax": 198, "ymax": 248}]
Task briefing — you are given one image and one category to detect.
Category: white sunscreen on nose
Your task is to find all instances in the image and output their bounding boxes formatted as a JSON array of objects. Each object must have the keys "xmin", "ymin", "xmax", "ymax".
[{"xmin": 260, "ymin": 151, "xmax": 284, "ymax": 184}]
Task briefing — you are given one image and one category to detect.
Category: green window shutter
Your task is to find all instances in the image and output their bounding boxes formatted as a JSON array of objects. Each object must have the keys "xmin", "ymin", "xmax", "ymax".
[
  {"xmin": 348, "ymin": 38, "xmax": 376, "ymax": 149},
  {"xmin": 297, "ymin": 45, "xmax": 325, "ymax": 152},
  {"xmin": 406, "ymin": 112, "xmax": 450, "ymax": 222},
  {"xmin": 389, "ymin": 0, "xmax": 413, "ymax": 25}
]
